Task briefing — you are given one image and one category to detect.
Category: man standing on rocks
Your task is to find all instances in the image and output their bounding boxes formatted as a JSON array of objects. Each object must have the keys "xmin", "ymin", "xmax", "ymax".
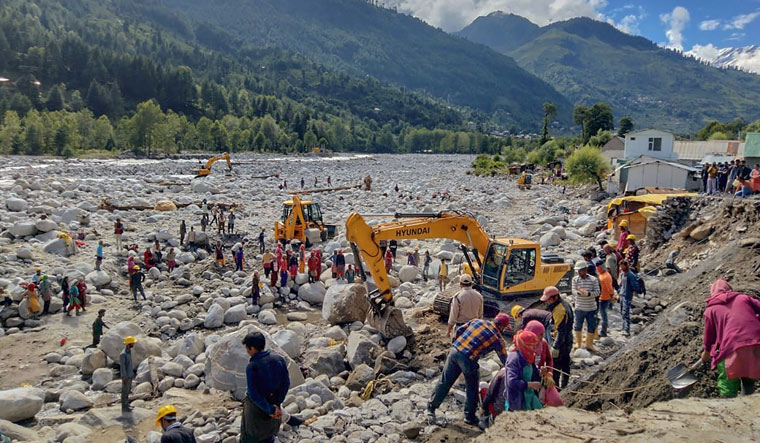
[
  {"xmin": 618, "ymin": 260, "xmax": 639, "ymax": 337},
  {"xmin": 179, "ymin": 220, "xmax": 187, "ymax": 246},
  {"xmin": 91, "ymin": 309, "xmax": 109, "ymax": 348},
  {"xmin": 228, "ymin": 209, "xmax": 236, "ymax": 235},
  {"xmin": 241, "ymin": 331, "xmax": 290, "ymax": 443},
  {"xmin": 665, "ymin": 245, "xmax": 682, "ymax": 273},
  {"xmin": 423, "ymin": 251, "xmax": 432, "ymax": 281},
  {"xmin": 446, "ymin": 274, "xmax": 483, "ymax": 338},
  {"xmin": 96, "ymin": 240, "xmax": 104, "ymax": 271},
  {"xmin": 427, "ymin": 314, "xmax": 510, "ymax": 427},
  {"xmin": 259, "ymin": 228, "xmax": 266, "ymax": 253},
  {"xmin": 39, "ymin": 274, "xmax": 53, "ymax": 315},
  {"xmin": 438, "ymin": 258, "xmax": 449, "ymax": 291},
  {"xmin": 596, "ymin": 261, "xmax": 615, "ymax": 337},
  {"xmin": 626, "ymin": 235, "xmax": 640, "ymax": 272},
  {"xmin": 156, "ymin": 405, "xmax": 196, "ymax": 443},
  {"xmin": 603, "ymin": 244, "xmax": 618, "ymax": 283},
  {"xmin": 187, "ymin": 227, "xmax": 197, "ymax": 252},
  {"xmin": 120, "ymin": 336, "xmax": 137, "ymax": 412},
  {"xmin": 541, "ymin": 286, "xmax": 573, "ymax": 389},
  {"xmin": 114, "ymin": 218, "xmax": 124, "ymax": 254},
  {"xmin": 572, "ymin": 260, "xmax": 600, "ymax": 352},
  {"xmin": 130, "ymin": 265, "xmax": 147, "ymax": 303}
]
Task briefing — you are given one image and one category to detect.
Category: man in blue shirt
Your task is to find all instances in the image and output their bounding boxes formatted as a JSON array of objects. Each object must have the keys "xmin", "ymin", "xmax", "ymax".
[{"xmin": 241, "ymin": 331, "xmax": 290, "ymax": 443}]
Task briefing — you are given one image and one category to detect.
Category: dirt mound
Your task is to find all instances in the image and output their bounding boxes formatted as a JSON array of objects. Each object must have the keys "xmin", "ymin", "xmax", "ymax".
[{"xmin": 564, "ymin": 198, "xmax": 760, "ymax": 411}]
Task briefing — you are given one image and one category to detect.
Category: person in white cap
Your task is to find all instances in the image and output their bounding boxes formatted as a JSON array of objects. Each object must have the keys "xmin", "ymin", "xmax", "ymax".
[
  {"xmin": 446, "ymin": 273, "xmax": 483, "ymax": 338},
  {"xmin": 572, "ymin": 260, "xmax": 600, "ymax": 352}
]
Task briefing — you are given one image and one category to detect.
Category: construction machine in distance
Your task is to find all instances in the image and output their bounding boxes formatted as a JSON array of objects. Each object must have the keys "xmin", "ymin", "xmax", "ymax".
[
  {"xmin": 274, "ymin": 195, "xmax": 337, "ymax": 247},
  {"xmin": 345, "ymin": 211, "xmax": 573, "ymax": 338},
  {"xmin": 196, "ymin": 152, "xmax": 232, "ymax": 177}
]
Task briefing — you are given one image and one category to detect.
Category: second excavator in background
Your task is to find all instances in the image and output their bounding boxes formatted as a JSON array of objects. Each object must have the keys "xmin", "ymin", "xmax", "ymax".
[
  {"xmin": 196, "ymin": 152, "xmax": 232, "ymax": 177},
  {"xmin": 345, "ymin": 211, "xmax": 573, "ymax": 338}
]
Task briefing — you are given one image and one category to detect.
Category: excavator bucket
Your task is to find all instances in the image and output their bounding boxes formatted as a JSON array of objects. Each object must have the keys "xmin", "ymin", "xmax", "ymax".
[{"xmin": 366, "ymin": 305, "xmax": 412, "ymax": 339}]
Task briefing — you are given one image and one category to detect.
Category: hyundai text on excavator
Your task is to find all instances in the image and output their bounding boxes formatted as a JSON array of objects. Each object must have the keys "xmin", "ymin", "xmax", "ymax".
[
  {"xmin": 345, "ymin": 211, "xmax": 573, "ymax": 338},
  {"xmin": 274, "ymin": 195, "xmax": 337, "ymax": 247},
  {"xmin": 196, "ymin": 152, "xmax": 232, "ymax": 177}
]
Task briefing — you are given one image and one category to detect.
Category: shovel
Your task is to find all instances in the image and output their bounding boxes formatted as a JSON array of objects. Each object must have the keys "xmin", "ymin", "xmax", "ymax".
[{"xmin": 667, "ymin": 359, "xmax": 703, "ymax": 391}]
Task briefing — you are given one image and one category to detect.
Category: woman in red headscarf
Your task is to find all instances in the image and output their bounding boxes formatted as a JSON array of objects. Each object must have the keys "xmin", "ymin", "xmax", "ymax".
[
  {"xmin": 504, "ymin": 330, "xmax": 542, "ymax": 411},
  {"xmin": 525, "ymin": 320, "xmax": 563, "ymax": 406},
  {"xmin": 384, "ymin": 248, "xmax": 394, "ymax": 273},
  {"xmin": 702, "ymin": 279, "xmax": 760, "ymax": 397}
]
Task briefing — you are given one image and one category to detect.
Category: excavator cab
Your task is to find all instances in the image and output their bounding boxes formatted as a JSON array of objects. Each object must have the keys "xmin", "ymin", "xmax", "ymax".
[{"xmin": 275, "ymin": 196, "xmax": 335, "ymax": 246}]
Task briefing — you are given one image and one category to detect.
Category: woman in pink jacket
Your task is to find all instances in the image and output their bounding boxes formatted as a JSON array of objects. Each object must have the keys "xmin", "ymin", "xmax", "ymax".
[{"xmin": 702, "ymin": 279, "xmax": 760, "ymax": 397}]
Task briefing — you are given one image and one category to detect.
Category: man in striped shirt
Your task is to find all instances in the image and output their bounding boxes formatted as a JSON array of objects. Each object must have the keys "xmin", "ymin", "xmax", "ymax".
[
  {"xmin": 572, "ymin": 260, "xmax": 601, "ymax": 352},
  {"xmin": 427, "ymin": 315, "xmax": 510, "ymax": 427}
]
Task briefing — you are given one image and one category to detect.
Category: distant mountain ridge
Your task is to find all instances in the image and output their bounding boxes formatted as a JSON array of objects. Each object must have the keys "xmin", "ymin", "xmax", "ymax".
[{"xmin": 458, "ymin": 13, "xmax": 760, "ymax": 132}]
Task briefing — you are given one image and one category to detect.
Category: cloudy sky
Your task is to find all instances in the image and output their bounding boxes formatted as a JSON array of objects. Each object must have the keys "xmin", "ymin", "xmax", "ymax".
[{"xmin": 385, "ymin": 0, "xmax": 760, "ymax": 56}]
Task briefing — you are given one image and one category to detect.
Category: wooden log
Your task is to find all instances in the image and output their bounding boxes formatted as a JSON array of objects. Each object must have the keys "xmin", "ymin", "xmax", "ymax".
[{"xmin": 288, "ymin": 184, "xmax": 361, "ymax": 195}]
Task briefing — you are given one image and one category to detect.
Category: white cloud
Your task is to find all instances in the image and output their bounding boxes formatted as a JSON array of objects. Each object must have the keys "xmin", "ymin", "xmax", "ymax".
[
  {"xmin": 660, "ymin": 6, "xmax": 690, "ymax": 51},
  {"xmin": 723, "ymin": 11, "xmax": 760, "ymax": 30},
  {"xmin": 687, "ymin": 43, "xmax": 720, "ymax": 62},
  {"xmin": 616, "ymin": 13, "xmax": 641, "ymax": 34},
  {"xmin": 699, "ymin": 19, "xmax": 720, "ymax": 31},
  {"xmin": 385, "ymin": 0, "xmax": 609, "ymax": 32}
]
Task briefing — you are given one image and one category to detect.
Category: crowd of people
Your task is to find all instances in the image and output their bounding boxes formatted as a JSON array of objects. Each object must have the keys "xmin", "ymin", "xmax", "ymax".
[{"xmin": 701, "ymin": 158, "xmax": 760, "ymax": 197}]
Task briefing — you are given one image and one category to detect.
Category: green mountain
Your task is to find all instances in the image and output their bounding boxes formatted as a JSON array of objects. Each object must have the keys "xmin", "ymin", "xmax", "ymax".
[
  {"xmin": 2, "ymin": 0, "xmax": 508, "ymax": 155},
  {"xmin": 458, "ymin": 13, "xmax": 760, "ymax": 133},
  {"xmin": 157, "ymin": 0, "xmax": 572, "ymax": 128}
]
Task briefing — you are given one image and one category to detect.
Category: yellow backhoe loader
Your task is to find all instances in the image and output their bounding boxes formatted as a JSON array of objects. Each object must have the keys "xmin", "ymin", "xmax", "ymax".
[
  {"xmin": 196, "ymin": 152, "xmax": 232, "ymax": 177},
  {"xmin": 345, "ymin": 211, "xmax": 573, "ymax": 338},
  {"xmin": 274, "ymin": 195, "xmax": 336, "ymax": 246}
]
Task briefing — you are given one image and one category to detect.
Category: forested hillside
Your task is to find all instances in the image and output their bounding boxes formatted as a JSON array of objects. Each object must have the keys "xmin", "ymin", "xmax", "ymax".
[
  {"xmin": 157, "ymin": 0, "xmax": 571, "ymax": 128},
  {"xmin": 0, "ymin": 0, "xmax": 512, "ymax": 156}
]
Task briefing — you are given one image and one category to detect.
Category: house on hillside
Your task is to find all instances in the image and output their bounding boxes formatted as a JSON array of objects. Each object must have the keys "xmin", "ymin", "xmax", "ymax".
[
  {"xmin": 608, "ymin": 155, "xmax": 700, "ymax": 194},
  {"xmin": 601, "ymin": 136, "xmax": 624, "ymax": 166},
  {"xmin": 744, "ymin": 133, "xmax": 760, "ymax": 167},
  {"xmin": 624, "ymin": 129, "xmax": 676, "ymax": 161},
  {"xmin": 674, "ymin": 139, "xmax": 743, "ymax": 166}
]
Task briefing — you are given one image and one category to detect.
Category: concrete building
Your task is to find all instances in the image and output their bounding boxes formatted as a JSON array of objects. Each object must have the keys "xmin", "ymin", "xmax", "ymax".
[
  {"xmin": 601, "ymin": 136, "xmax": 624, "ymax": 166},
  {"xmin": 624, "ymin": 129, "xmax": 676, "ymax": 161}
]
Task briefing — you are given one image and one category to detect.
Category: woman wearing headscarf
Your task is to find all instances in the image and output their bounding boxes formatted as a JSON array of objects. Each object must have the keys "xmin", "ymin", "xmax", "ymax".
[
  {"xmin": 524, "ymin": 320, "xmax": 564, "ymax": 406},
  {"xmin": 24, "ymin": 283, "xmax": 42, "ymax": 320},
  {"xmin": 384, "ymin": 248, "xmax": 394, "ymax": 273},
  {"xmin": 335, "ymin": 249, "xmax": 346, "ymax": 280},
  {"xmin": 504, "ymin": 330, "xmax": 542, "ymax": 411},
  {"xmin": 288, "ymin": 252, "xmax": 299, "ymax": 282},
  {"xmin": 702, "ymin": 279, "xmax": 760, "ymax": 397},
  {"xmin": 299, "ymin": 244, "xmax": 306, "ymax": 274},
  {"xmin": 307, "ymin": 251, "xmax": 320, "ymax": 283},
  {"xmin": 39, "ymin": 275, "xmax": 53, "ymax": 315},
  {"xmin": 251, "ymin": 272, "xmax": 261, "ymax": 306}
]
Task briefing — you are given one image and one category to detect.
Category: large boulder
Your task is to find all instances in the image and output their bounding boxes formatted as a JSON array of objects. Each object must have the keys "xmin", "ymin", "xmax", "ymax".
[
  {"xmin": 302, "ymin": 345, "xmax": 346, "ymax": 377},
  {"xmin": 154, "ymin": 200, "xmax": 177, "ymax": 211},
  {"xmin": 0, "ymin": 388, "xmax": 44, "ymax": 422},
  {"xmin": 346, "ymin": 331, "xmax": 382, "ymax": 369},
  {"xmin": 91, "ymin": 368, "xmax": 113, "ymax": 390},
  {"xmin": 42, "ymin": 237, "xmax": 69, "ymax": 255},
  {"xmin": 59, "ymin": 390, "xmax": 93, "ymax": 411},
  {"xmin": 191, "ymin": 181, "xmax": 218, "ymax": 194},
  {"xmin": 100, "ymin": 322, "xmax": 162, "ymax": 369},
  {"xmin": 298, "ymin": 282, "xmax": 327, "ymax": 305},
  {"xmin": 9, "ymin": 222, "xmax": 37, "ymax": 238},
  {"xmin": 176, "ymin": 333, "xmax": 205, "ymax": 359},
  {"xmin": 81, "ymin": 350, "xmax": 107, "ymax": 375},
  {"xmin": 35, "ymin": 218, "xmax": 58, "ymax": 233},
  {"xmin": 690, "ymin": 224, "xmax": 713, "ymax": 241},
  {"xmin": 322, "ymin": 283, "xmax": 370, "ymax": 325},
  {"xmin": 258, "ymin": 309, "xmax": 278, "ymax": 325},
  {"xmin": 224, "ymin": 304, "xmax": 247, "ymax": 324},
  {"xmin": 0, "ymin": 418, "xmax": 39, "ymax": 442},
  {"xmin": 345, "ymin": 364, "xmax": 375, "ymax": 391},
  {"xmin": 540, "ymin": 231, "xmax": 561, "ymax": 247},
  {"xmin": 398, "ymin": 265, "xmax": 418, "ymax": 283},
  {"xmin": 204, "ymin": 325, "xmax": 304, "ymax": 400},
  {"xmin": 204, "ymin": 304, "xmax": 225, "ymax": 328},
  {"xmin": 579, "ymin": 223, "xmax": 597, "ymax": 236},
  {"xmin": 272, "ymin": 329, "xmax": 303, "ymax": 359},
  {"xmin": 86, "ymin": 270, "xmax": 111, "ymax": 287},
  {"xmin": 5, "ymin": 198, "xmax": 28, "ymax": 212},
  {"xmin": 15, "ymin": 247, "xmax": 33, "ymax": 260}
]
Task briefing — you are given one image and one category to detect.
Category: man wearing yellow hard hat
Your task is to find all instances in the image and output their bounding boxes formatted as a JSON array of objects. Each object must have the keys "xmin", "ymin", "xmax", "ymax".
[
  {"xmin": 121, "ymin": 336, "xmax": 137, "ymax": 412},
  {"xmin": 617, "ymin": 219, "xmax": 630, "ymax": 252},
  {"xmin": 156, "ymin": 404, "xmax": 196, "ymax": 442}
]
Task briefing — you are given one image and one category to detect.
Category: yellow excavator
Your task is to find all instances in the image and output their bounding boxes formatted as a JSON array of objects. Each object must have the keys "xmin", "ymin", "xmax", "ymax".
[
  {"xmin": 274, "ymin": 195, "xmax": 336, "ymax": 246},
  {"xmin": 196, "ymin": 152, "xmax": 232, "ymax": 177},
  {"xmin": 345, "ymin": 211, "xmax": 573, "ymax": 338}
]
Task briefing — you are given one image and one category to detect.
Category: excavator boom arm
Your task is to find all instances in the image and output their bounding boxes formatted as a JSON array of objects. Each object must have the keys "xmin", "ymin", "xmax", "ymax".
[
  {"xmin": 202, "ymin": 152, "xmax": 231, "ymax": 171},
  {"xmin": 345, "ymin": 212, "xmax": 491, "ymax": 305}
]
